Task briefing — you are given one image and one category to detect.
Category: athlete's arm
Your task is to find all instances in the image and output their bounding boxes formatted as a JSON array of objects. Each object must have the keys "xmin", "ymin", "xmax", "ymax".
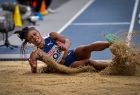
[
  {"xmin": 49, "ymin": 32, "xmax": 71, "ymax": 51},
  {"xmin": 28, "ymin": 50, "xmax": 40, "ymax": 73}
]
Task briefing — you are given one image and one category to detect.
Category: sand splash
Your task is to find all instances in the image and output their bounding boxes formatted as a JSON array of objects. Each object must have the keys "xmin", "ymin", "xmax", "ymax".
[{"xmin": 100, "ymin": 42, "xmax": 140, "ymax": 76}]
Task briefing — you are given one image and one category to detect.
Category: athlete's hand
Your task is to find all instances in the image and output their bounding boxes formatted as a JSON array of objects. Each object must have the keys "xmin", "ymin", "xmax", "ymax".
[
  {"xmin": 28, "ymin": 58, "xmax": 37, "ymax": 73},
  {"xmin": 56, "ymin": 41, "xmax": 67, "ymax": 51},
  {"xmin": 58, "ymin": 43, "xmax": 67, "ymax": 51}
]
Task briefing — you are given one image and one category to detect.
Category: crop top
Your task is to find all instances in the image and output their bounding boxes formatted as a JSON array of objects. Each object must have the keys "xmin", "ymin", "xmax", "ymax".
[{"xmin": 42, "ymin": 37, "xmax": 64, "ymax": 63}]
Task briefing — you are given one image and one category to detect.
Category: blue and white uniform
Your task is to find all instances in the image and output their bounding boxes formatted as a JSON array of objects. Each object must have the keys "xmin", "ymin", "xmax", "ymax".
[
  {"xmin": 43, "ymin": 37, "xmax": 76, "ymax": 66},
  {"xmin": 43, "ymin": 37, "xmax": 64, "ymax": 63}
]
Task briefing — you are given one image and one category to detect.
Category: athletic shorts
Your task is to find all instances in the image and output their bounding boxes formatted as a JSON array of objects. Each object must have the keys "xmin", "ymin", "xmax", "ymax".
[{"xmin": 64, "ymin": 50, "xmax": 76, "ymax": 67}]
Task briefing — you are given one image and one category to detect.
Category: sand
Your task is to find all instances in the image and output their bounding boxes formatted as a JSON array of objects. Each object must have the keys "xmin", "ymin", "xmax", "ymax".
[
  {"xmin": 0, "ymin": 42, "xmax": 140, "ymax": 95},
  {"xmin": 0, "ymin": 61, "xmax": 140, "ymax": 95}
]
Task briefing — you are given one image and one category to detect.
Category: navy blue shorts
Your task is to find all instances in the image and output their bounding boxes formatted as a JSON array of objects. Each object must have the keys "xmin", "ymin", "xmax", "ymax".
[{"xmin": 64, "ymin": 50, "xmax": 76, "ymax": 67}]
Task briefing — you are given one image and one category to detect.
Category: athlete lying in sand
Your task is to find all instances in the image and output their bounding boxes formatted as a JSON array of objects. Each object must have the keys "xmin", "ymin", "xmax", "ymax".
[
  {"xmin": 15, "ymin": 27, "xmax": 137, "ymax": 75},
  {"xmin": 15, "ymin": 27, "xmax": 111, "ymax": 73}
]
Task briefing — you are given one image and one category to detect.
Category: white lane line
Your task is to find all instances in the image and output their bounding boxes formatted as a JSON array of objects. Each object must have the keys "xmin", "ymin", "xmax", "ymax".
[
  {"xmin": 71, "ymin": 22, "xmax": 130, "ymax": 26},
  {"xmin": 43, "ymin": 0, "xmax": 95, "ymax": 39},
  {"xmin": 127, "ymin": 0, "xmax": 139, "ymax": 46},
  {"xmin": 57, "ymin": 0, "xmax": 95, "ymax": 34}
]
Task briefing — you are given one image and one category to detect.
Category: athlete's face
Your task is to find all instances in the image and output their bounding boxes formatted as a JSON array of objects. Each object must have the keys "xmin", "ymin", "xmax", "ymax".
[{"xmin": 26, "ymin": 29, "xmax": 43, "ymax": 46}]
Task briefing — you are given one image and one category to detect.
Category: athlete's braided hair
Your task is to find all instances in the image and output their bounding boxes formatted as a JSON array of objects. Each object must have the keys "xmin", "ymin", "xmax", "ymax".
[
  {"xmin": 14, "ymin": 27, "xmax": 37, "ymax": 41},
  {"xmin": 14, "ymin": 27, "xmax": 38, "ymax": 56}
]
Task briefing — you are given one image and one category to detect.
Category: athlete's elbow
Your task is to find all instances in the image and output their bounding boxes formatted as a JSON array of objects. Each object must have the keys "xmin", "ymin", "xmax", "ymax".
[{"xmin": 66, "ymin": 38, "xmax": 71, "ymax": 45}]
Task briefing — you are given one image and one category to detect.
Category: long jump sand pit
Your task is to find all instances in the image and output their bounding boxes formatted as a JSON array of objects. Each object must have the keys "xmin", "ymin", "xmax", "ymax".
[
  {"xmin": 0, "ymin": 61, "xmax": 140, "ymax": 95},
  {"xmin": 0, "ymin": 42, "xmax": 140, "ymax": 95}
]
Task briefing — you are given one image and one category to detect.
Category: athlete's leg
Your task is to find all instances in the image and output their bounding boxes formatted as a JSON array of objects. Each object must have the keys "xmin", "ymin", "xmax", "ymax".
[
  {"xmin": 88, "ymin": 60, "xmax": 110, "ymax": 71},
  {"xmin": 70, "ymin": 59, "xmax": 110, "ymax": 71},
  {"xmin": 74, "ymin": 41, "xmax": 110, "ymax": 60}
]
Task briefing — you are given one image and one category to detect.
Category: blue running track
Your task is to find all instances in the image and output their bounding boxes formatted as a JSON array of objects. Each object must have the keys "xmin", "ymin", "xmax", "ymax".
[{"xmin": 61, "ymin": 0, "xmax": 140, "ymax": 60}]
